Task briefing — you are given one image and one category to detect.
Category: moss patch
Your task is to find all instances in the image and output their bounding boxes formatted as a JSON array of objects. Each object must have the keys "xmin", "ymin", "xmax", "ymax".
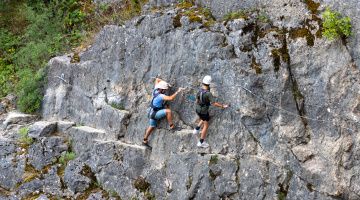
[
  {"xmin": 271, "ymin": 49, "xmax": 281, "ymax": 72},
  {"xmin": 223, "ymin": 10, "xmax": 247, "ymax": 21},
  {"xmin": 291, "ymin": 80, "xmax": 304, "ymax": 100},
  {"xmin": 306, "ymin": 183, "xmax": 314, "ymax": 192},
  {"xmin": 303, "ymin": 0, "xmax": 320, "ymax": 14},
  {"xmin": 270, "ymin": 31, "xmax": 290, "ymax": 72},
  {"xmin": 242, "ymin": 22, "xmax": 256, "ymax": 35},
  {"xmin": 277, "ymin": 169, "xmax": 293, "ymax": 200},
  {"xmin": 186, "ymin": 176, "xmax": 192, "ymax": 190},
  {"xmin": 177, "ymin": 1, "xmax": 194, "ymax": 9},
  {"xmin": 23, "ymin": 162, "xmax": 40, "ymax": 183},
  {"xmin": 76, "ymin": 164, "xmax": 122, "ymax": 200},
  {"xmin": 134, "ymin": 176, "xmax": 150, "ymax": 193},
  {"xmin": 290, "ymin": 27, "xmax": 314, "ymax": 46},
  {"xmin": 209, "ymin": 155, "xmax": 218, "ymax": 165},
  {"xmin": 251, "ymin": 57, "xmax": 262, "ymax": 74},
  {"xmin": 174, "ymin": 4, "xmax": 216, "ymax": 29},
  {"xmin": 209, "ymin": 169, "xmax": 221, "ymax": 181},
  {"xmin": 134, "ymin": 176, "xmax": 155, "ymax": 200},
  {"xmin": 25, "ymin": 193, "xmax": 42, "ymax": 200},
  {"xmin": 110, "ymin": 102, "xmax": 125, "ymax": 110},
  {"xmin": 173, "ymin": 14, "xmax": 182, "ymax": 28},
  {"xmin": 184, "ymin": 10, "xmax": 202, "ymax": 23},
  {"xmin": 307, "ymin": 15, "xmax": 323, "ymax": 38},
  {"xmin": 70, "ymin": 52, "xmax": 80, "ymax": 63}
]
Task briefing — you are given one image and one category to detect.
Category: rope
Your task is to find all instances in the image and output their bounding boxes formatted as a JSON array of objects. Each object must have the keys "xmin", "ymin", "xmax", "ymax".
[
  {"xmin": 183, "ymin": 84, "xmax": 359, "ymax": 132},
  {"xmin": 54, "ymin": 75, "xmax": 359, "ymax": 132}
]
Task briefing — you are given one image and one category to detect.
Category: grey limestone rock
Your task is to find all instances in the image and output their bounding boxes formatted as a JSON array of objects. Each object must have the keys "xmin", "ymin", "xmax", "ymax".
[
  {"xmin": 64, "ymin": 160, "xmax": 92, "ymax": 194},
  {"xmin": 17, "ymin": 178, "xmax": 43, "ymax": 198},
  {"xmin": 67, "ymin": 126, "xmax": 106, "ymax": 156},
  {"xmin": 28, "ymin": 121, "xmax": 57, "ymax": 138},
  {"xmin": 28, "ymin": 137, "xmax": 68, "ymax": 170},
  {"xmin": 0, "ymin": 103, "xmax": 5, "ymax": 115},
  {"xmin": 86, "ymin": 192, "xmax": 106, "ymax": 200},
  {"xmin": 56, "ymin": 120, "xmax": 75, "ymax": 134},
  {"xmin": 0, "ymin": 139, "xmax": 24, "ymax": 191},
  {"xmin": 42, "ymin": 166, "xmax": 62, "ymax": 196},
  {"xmin": 35, "ymin": 195, "xmax": 49, "ymax": 200},
  {"xmin": 37, "ymin": 0, "xmax": 360, "ymax": 199},
  {"xmin": 2, "ymin": 112, "xmax": 38, "ymax": 129}
]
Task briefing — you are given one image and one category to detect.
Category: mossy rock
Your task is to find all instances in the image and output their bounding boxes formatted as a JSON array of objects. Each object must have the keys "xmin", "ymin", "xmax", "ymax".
[{"xmin": 134, "ymin": 176, "xmax": 150, "ymax": 193}]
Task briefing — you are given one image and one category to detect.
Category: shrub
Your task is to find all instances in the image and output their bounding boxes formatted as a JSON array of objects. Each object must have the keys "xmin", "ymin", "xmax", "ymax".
[
  {"xmin": 0, "ymin": 29, "xmax": 18, "ymax": 97},
  {"xmin": 223, "ymin": 10, "xmax": 247, "ymax": 21},
  {"xmin": 110, "ymin": 102, "xmax": 125, "ymax": 110},
  {"xmin": 322, "ymin": 8, "xmax": 351, "ymax": 41},
  {"xmin": 59, "ymin": 151, "xmax": 76, "ymax": 165},
  {"xmin": 1, "ymin": 0, "xmax": 148, "ymax": 100},
  {"xmin": 15, "ymin": 68, "xmax": 45, "ymax": 113},
  {"xmin": 0, "ymin": 60, "xmax": 15, "ymax": 97},
  {"xmin": 18, "ymin": 127, "xmax": 33, "ymax": 145},
  {"xmin": 209, "ymin": 155, "xmax": 218, "ymax": 165}
]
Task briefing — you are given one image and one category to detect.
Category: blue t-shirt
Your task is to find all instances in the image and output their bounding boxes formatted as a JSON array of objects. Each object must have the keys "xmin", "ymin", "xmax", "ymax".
[{"xmin": 152, "ymin": 89, "xmax": 165, "ymax": 108}]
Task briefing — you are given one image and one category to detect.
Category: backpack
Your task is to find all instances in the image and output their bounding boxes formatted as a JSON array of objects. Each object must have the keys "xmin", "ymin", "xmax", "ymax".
[{"xmin": 197, "ymin": 89, "xmax": 211, "ymax": 107}]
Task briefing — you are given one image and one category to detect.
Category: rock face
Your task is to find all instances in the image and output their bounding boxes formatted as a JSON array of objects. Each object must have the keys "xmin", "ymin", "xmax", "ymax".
[
  {"xmin": 28, "ymin": 121, "xmax": 57, "ymax": 138},
  {"xmin": 1, "ymin": 0, "xmax": 360, "ymax": 199}
]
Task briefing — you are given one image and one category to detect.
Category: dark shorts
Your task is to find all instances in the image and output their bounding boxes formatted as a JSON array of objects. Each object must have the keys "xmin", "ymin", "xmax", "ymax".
[{"xmin": 196, "ymin": 112, "xmax": 210, "ymax": 121}]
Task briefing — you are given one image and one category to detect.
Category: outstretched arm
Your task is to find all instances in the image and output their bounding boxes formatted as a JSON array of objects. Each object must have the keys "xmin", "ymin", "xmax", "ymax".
[
  {"xmin": 163, "ymin": 88, "xmax": 185, "ymax": 101},
  {"xmin": 212, "ymin": 102, "xmax": 229, "ymax": 109}
]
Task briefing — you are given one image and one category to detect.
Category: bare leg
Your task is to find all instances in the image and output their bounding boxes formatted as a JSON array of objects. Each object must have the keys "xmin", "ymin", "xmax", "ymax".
[
  {"xmin": 200, "ymin": 121, "xmax": 209, "ymax": 140},
  {"xmin": 165, "ymin": 109, "xmax": 174, "ymax": 127},
  {"xmin": 197, "ymin": 120, "xmax": 203, "ymax": 128},
  {"xmin": 144, "ymin": 127, "xmax": 155, "ymax": 142}
]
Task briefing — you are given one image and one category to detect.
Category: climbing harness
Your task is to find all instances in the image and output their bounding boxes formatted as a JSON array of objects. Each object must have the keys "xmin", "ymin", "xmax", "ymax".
[{"xmin": 148, "ymin": 90, "xmax": 165, "ymax": 120}]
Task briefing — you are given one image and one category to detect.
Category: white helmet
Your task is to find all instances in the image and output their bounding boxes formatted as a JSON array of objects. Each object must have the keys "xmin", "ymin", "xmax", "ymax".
[
  {"xmin": 155, "ymin": 81, "xmax": 169, "ymax": 90},
  {"xmin": 202, "ymin": 75, "xmax": 212, "ymax": 85}
]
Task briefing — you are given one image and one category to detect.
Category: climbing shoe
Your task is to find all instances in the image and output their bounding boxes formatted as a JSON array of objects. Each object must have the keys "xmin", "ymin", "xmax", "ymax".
[
  {"xmin": 197, "ymin": 141, "xmax": 209, "ymax": 148},
  {"xmin": 142, "ymin": 139, "xmax": 152, "ymax": 150},
  {"xmin": 169, "ymin": 124, "xmax": 182, "ymax": 131},
  {"xmin": 193, "ymin": 127, "xmax": 200, "ymax": 135}
]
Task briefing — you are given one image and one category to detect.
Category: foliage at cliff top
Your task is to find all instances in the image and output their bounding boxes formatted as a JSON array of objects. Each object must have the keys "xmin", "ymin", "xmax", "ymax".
[{"xmin": 0, "ymin": 0, "xmax": 147, "ymax": 113}]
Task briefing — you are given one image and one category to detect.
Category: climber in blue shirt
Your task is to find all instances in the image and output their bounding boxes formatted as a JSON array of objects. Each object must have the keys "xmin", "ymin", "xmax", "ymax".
[{"xmin": 143, "ymin": 78, "xmax": 184, "ymax": 148}]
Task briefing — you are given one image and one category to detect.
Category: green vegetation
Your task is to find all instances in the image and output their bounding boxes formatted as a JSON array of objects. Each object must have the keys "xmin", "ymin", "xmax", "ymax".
[
  {"xmin": 110, "ymin": 102, "xmax": 125, "ymax": 110},
  {"xmin": 303, "ymin": 0, "xmax": 320, "ymax": 14},
  {"xmin": 177, "ymin": 0, "xmax": 194, "ymax": 9},
  {"xmin": 322, "ymin": 8, "xmax": 351, "ymax": 41},
  {"xmin": 278, "ymin": 191, "xmax": 286, "ymax": 200},
  {"xmin": 133, "ymin": 176, "xmax": 155, "ymax": 199},
  {"xmin": 134, "ymin": 176, "xmax": 150, "ymax": 192},
  {"xmin": 23, "ymin": 163, "xmax": 39, "ymax": 183},
  {"xmin": 186, "ymin": 176, "xmax": 192, "ymax": 190},
  {"xmin": 209, "ymin": 169, "xmax": 220, "ymax": 181},
  {"xmin": 59, "ymin": 151, "xmax": 76, "ymax": 165},
  {"xmin": 251, "ymin": 57, "xmax": 262, "ymax": 74},
  {"xmin": 0, "ymin": 0, "xmax": 147, "ymax": 113},
  {"xmin": 223, "ymin": 10, "xmax": 248, "ymax": 21},
  {"xmin": 109, "ymin": 189, "xmax": 119, "ymax": 198},
  {"xmin": 258, "ymin": 12, "xmax": 270, "ymax": 23},
  {"xmin": 18, "ymin": 127, "xmax": 33, "ymax": 145},
  {"xmin": 209, "ymin": 155, "xmax": 218, "ymax": 165},
  {"xmin": 290, "ymin": 27, "xmax": 315, "ymax": 46},
  {"xmin": 223, "ymin": 8, "xmax": 257, "ymax": 22},
  {"xmin": 16, "ymin": 68, "xmax": 45, "ymax": 113},
  {"xmin": 175, "ymin": 0, "xmax": 215, "ymax": 28}
]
